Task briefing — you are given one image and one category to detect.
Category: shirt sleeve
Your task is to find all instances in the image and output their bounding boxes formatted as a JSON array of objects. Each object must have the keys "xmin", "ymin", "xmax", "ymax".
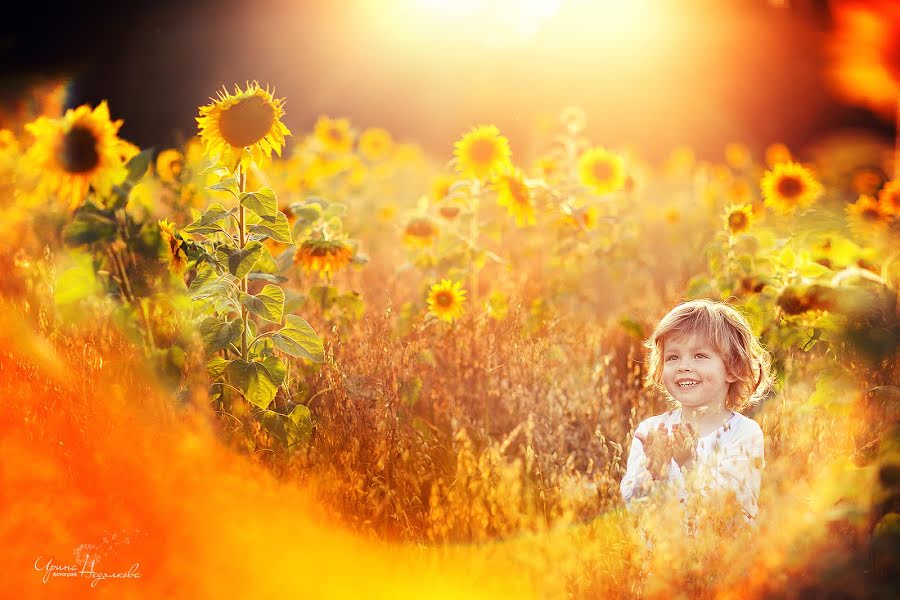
[
  {"xmin": 620, "ymin": 423, "xmax": 661, "ymax": 506},
  {"xmin": 681, "ymin": 420, "xmax": 765, "ymax": 521}
]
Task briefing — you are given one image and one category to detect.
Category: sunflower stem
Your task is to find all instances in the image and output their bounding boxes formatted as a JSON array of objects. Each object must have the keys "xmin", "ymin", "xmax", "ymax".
[{"xmin": 238, "ymin": 163, "xmax": 248, "ymax": 362}]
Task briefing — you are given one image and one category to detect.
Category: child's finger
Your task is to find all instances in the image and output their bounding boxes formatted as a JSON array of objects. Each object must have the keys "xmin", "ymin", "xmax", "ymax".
[{"xmin": 635, "ymin": 432, "xmax": 647, "ymax": 445}]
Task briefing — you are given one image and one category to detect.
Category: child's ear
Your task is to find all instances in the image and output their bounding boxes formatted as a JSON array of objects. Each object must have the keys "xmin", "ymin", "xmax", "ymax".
[{"xmin": 726, "ymin": 372, "xmax": 738, "ymax": 383}]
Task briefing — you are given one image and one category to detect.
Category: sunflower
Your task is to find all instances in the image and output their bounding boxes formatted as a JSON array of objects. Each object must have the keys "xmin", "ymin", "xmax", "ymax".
[
  {"xmin": 156, "ymin": 149, "xmax": 185, "ymax": 184},
  {"xmin": 725, "ymin": 143, "xmax": 751, "ymax": 170},
  {"xmin": 196, "ymin": 82, "xmax": 290, "ymax": 170},
  {"xmin": 492, "ymin": 166, "xmax": 535, "ymax": 226},
  {"xmin": 578, "ymin": 147, "xmax": 626, "ymax": 194},
  {"xmin": 453, "ymin": 125, "xmax": 512, "ymax": 180},
  {"xmin": 294, "ymin": 237, "xmax": 353, "ymax": 278},
  {"xmin": 760, "ymin": 161, "xmax": 824, "ymax": 214},
  {"xmin": 358, "ymin": 127, "xmax": 392, "ymax": 161},
  {"xmin": 764, "ymin": 142, "xmax": 792, "ymax": 168},
  {"xmin": 403, "ymin": 217, "xmax": 439, "ymax": 248},
  {"xmin": 846, "ymin": 194, "xmax": 891, "ymax": 237},
  {"xmin": 851, "ymin": 167, "xmax": 886, "ymax": 196},
  {"xmin": 725, "ymin": 204, "xmax": 754, "ymax": 235},
  {"xmin": 429, "ymin": 173, "xmax": 455, "ymax": 203},
  {"xmin": 314, "ymin": 116, "xmax": 353, "ymax": 154},
  {"xmin": 23, "ymin": 101, "xmax": 127, "ymax": 211},
  {"xmin": 159, "ymin": 219, "xmax": 190, "ymax": 274},
  {"xmin": 879, "ymin": 180, "xmax": 900, "ymax": 215},
  {"xmin": 426, "ymin": 279, "xmax": 467, "ymax": 323}
]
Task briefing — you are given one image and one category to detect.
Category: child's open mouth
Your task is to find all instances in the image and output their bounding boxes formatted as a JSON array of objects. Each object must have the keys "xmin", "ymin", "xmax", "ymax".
[{"xmin": 677, "ymin": 380, "xmax": 700, "ymax": 388}]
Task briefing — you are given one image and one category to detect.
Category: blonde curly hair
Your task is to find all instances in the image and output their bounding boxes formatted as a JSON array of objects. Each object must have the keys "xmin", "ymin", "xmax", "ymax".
[{"xmin": 644, "ymin": 299, "xmax": 774, "ymax": 411}]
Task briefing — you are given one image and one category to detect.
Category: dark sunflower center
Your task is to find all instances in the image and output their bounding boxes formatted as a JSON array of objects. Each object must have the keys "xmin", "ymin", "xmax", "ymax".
[
  {"xmin": 218, "ymin": 95, "xmax": 276, "ymax": 148},
  {"xmin": 591, "ymin": 160, "xmax": 613, "ymax": 181},
  {"xmin": 59, "ymin": 125, "xmax": 100, "ymax": 174},
  {"xmin": 327, "ymin": 126, "xmax": 345, "ymax": 142},
  {"xmin": 861, "ymin": 207, "xmax": 881, "ymax": 221},
  {"xmin": 776, "ymin": 175, "xmax": 804, "ymax": 199},
  {"xmin": 434, "ymin": 290, "xmax": 454, "ymax": 308},
  {"xmin": 728, "ymin": 212, "xmax": 748, "ymax": 231},
  {"xmin": 406, "ymin": 220, "xmax": 436, "ymax": 237},
  {"xmin": 469, "ymin": 139, "xmax": 496, "ymax": 164}
]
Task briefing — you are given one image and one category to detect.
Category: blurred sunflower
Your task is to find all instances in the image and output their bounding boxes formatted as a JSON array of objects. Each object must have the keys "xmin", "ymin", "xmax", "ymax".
[
  {"xmin": 760, "ymin": 162, "xmax": 824, "ymax": 214},
  {"xmin": 559, "ymin": 105, "xmax": 586, "ymax": 134},
  {"xmin": 358, "ymin": 127, "xmax": 392, "ymax": 161},
  {"xmin": 826, "ymin": 1, "xmax": 900, "ymax": 118},
  {"xmin": 429, "ymin": 173, "xmax": 455, "ymax": 203},
  {"xmin": 578, "ymin": 147, "xmax": 625, "ymax": 194},
  {"xmin": 23, "ymin": 101, "xmax": 127, "ymax": 211},
  {"xmin": 159, "ymin": 219, "xmax": 190, "ymax": 274},
  {"xmin": 533, "ymin": 154, "xmax": 560, "ymax": 180},
  {"xmin": 725, "ymin": 142, "xmax": 752, "ymax": 170},
  {"xmin": 197, "ymin": 82, "xmax": 290, "ymax": 170},
  {"xmin": 403, "ymin": 217, "xmax": 439, "ymax": 248},
  {"xmin": 453, "ymin": 125, "xmax": 511, "ymax": 180},
  {"xmin": 846, "ymin": 194, "xmax": 891, "ymax": 237},
  {"xmin": 438, "ymin": 204, "xmax": 461, "ymax": 220},
  {"xmin": 879, "ymin": 180, "xmax": 900, "ymax": 215},
  {"xmin": 294, "ymin": 237, "xmax": 353, "ymax": 278},
  {"xmin": 156, "ymin": 149, "xmax": 184, "ymax": 184},
  {"xmin": 314, "ymin": 116, "xmax": 353, "ymax": 154},
  {"xmin": 725, "ymin": 204, "xmax": 754, "ymax": 235},
  {"xmin": 764, "ymin": 142, "xmax": 792, "ymax": 168},
  {"xmin": 850, "ymin": 166, "xmax": 885, "ymax": 196},
  {"xmin": 492, "ymin": 166, "xmax": 536, "ymax": 226},
  {"xmin": 426, "ymin": 279, "xmax": 467, "ymax": 323}
]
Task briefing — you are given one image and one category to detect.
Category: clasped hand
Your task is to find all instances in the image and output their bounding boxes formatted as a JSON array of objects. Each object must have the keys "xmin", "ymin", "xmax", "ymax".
[{"xmin": 634, "ymin": 422, "xmax": 699, "ymax": 480}]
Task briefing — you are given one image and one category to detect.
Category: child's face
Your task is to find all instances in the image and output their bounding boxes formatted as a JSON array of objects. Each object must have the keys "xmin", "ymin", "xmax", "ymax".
[{"xmin": 661, "ymin": 331, "xmax": 736, "ymax": 411}]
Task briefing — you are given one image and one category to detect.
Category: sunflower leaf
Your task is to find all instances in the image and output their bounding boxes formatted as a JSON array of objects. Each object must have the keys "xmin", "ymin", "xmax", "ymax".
[
  {"xmin": 271, "ymin": 315, "xmax": 324, "ymax": 362},
  {"xmin": 199, "ymin": 317, "xmax": 242, "ymax": 355},
  {"xmin": 239, "ymin": 284, "xmax": 285, "ymax": 324},
  {"xmin": 188, "ymin": 264, "xmax": 236, "ymax": 299},
  {"xmin": 248, "ymin": 212, "xmax": 293, "ymax": 244},
  {"xmin": 286, "ymin": 404, "xmax": 313, "ymax": 446},
  {"xmin": 209, "ymin": 177, "xmax": 239, "ymax": 197},
  {"xmin": 207, "ymin": 356, "xmax": 232, "ymax": 379},
  {"xmin": 186, "ymin": 203, "xmax": 235, "ymax": 230},
  {"xmin": 62, "ymin": 212, "xmax": 118, "ymax": 246},
  {"xmin": 240, "ymin": 187, "xmax": 278, "ymax": 218},
  {"xmin": 226, "ymin": 357, "xmax": 284, "ymax": 410},
  {"xmin": 124, "ymin": 148, "xmax": 154, "ymax": 186},
  {"xmin": 228, "ymin": 241, "xmax": 265, "ymax": 278}
]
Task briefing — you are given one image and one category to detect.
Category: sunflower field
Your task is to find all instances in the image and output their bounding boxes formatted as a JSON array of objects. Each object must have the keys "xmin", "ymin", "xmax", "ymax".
[{"xmin": 1, "ymin": 1, "xmax": 900, "ymax": 598}]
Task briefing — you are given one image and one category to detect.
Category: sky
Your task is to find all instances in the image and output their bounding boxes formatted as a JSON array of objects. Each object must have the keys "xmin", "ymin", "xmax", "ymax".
[{"xmin": 1, "ymin": 0, "xmax": 894, "ymax": 162}]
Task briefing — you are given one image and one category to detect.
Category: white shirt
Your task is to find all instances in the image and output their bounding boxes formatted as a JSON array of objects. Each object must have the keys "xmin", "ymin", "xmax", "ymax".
[{"xmin": 620, "ymin": 408, "xmax": 765, "ymax": 523}]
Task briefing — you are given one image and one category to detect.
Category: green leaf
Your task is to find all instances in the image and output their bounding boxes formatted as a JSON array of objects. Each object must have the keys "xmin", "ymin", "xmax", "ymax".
[
  {"xmin": 199, "ymin": 317, "xmax": 242, "ymax": 355},
  {"xmin": 335, "ymin": 292, "xmax": 365, "ymax": 321},
  {"xmin": 185, "ymin": 203, "xmax": 235, "ymax": 234},
  {"xmin": 240, "ymin": 187, "xmax": 278, "ymax": 218},
  {"xmin": 808, "ymin": 368, "xmax": 857, "ymax": 409},
  {"xmin": 271, "ymin": 315, "xmax": 324, "ymax": 362},
  {"xmin": 207, "ymin": 356, "xmax": 231, "ymax": 378},
  {"xmin": 310, "ymin": 285, "xmax": 339, "ymax": 310},
  {"xmin": 399, "ymin": 377, "xmax": 423, "ymax": 407},
  {"xmin": 289, "ymin": 203, "xmax": 322, "ymax": 223},
  {"xmin": 228, "ymin": 241, "xmax": 264, "ymax": 278},
  {"xmin": 240, "ymin": 284, "xmax": 285, "ymax": 324},
  {"xmin": 54, "ymin": 251, "xmax": 101, "ymax": 305},
  {"xmin": 248, "ymin": 212, "xmax": 293, "ymax": 244},
  {"xmin": 619, "ymin": 317, "xmax": 646, "ymax": 341},
  {"xmin": 226, "ymin": 358, "xmax": 281, "ymax": 409},
  {"xmin": 322, "ymin": 203, "xmax": 346, "ymax": 219},
  {"xmin": 248, "ymin": 273, "xmax": 288, "ymax": 284},
  {"xmin": 209, "ymin": 177, "xmax": 238, "ymax": 196},
  {"xmin": 125, "ymin": 148, "xmax": 153, "ymax": 185},
  {"xmin": 188, "ymin": 264, "xmax": 236, "ymax": 300},
  {"xmin": 259, "ymin": 410, "xmax": 287, "ymax": 444},
  {"xmin": 286, "ymin": 404, "xmax": 313, "ymax": 445},
  {"xmin": 62, "ymin": 212, "xmax": 117, "ymax": 246}
]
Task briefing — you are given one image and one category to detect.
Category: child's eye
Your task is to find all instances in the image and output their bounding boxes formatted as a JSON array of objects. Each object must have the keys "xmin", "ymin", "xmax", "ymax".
[
  {"xmin": 665, "ymin": 355, "xmax": 678, "ymax": 361},
  {"xmin": 695, "ymin": 353, "xmax": 708, "ymax": 359}
]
